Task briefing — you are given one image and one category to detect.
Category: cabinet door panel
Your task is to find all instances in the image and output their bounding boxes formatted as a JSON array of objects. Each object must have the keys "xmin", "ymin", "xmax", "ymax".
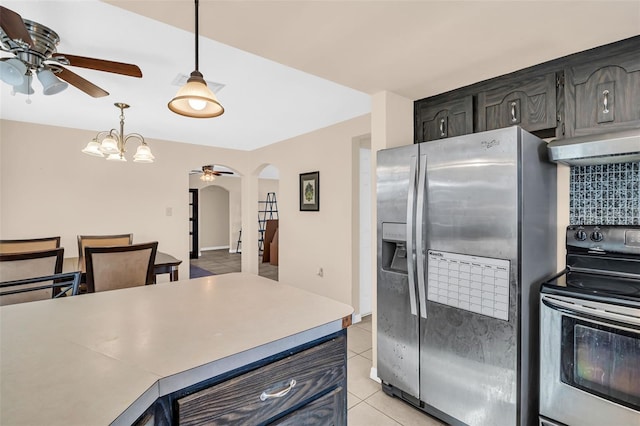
[
  {"xmin": 415, "ymin": 95, "xmax": 473, "ymax": 142},
  {"xmin": 566, "ymin": 64, "xmax": 640, "ymax": 137},
  {"xmin": 477, "ymin": 72, "xmax": 557, "ymax": 133},
  {"xmin": 177, "ymin": 336, "xmax": 345, "ymax": 425},
  {"xmin": 270, "ymin": 387, "xmax": 345, "ymax": 426}
]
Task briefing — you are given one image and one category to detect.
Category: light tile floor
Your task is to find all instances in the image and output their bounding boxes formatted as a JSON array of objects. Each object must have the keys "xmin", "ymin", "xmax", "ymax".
[{"xmin": 348, "ymin": 315, "xmax": 445, "ymax": 426}]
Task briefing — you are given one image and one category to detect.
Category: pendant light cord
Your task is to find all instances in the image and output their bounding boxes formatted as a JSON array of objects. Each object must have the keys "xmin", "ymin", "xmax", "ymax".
[{"xmin": 194, "ymin": 0, "xmax": 199, "ymax": 72}]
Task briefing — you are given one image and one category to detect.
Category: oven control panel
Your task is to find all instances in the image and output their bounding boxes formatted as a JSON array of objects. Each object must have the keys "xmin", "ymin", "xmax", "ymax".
[{"xmin": 567, "ymin": 225, "xmax": 640, "ymax": 254}]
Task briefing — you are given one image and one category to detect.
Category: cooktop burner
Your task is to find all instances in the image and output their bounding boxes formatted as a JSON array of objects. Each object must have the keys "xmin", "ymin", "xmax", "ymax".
[
  {"xmin": 542, "ymin": 225, "xmax": 640, "ymax": 305},
  {"xmin": 546, "ymin": 270, "xmax": 640, "ymax": 301}
]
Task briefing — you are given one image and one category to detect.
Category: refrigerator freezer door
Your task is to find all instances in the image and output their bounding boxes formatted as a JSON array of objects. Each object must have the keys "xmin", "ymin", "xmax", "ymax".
[
  {"xmin": 419, "ymin": 127, "xmax": 521, "ymax": 426},
  {"xmin": 377, "ymin": 144, "xmax": 420, "ymax": 398}
]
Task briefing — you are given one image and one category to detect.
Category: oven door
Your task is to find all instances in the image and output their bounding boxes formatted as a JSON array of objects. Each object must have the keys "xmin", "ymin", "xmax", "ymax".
[{"xmin": 540, "ymin": 292, "xmax": 640, "ymax": 426}]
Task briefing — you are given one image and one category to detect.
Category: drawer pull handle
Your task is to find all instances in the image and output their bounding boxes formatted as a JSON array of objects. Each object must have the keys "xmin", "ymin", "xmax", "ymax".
[
  {"xmin": 259, "ymin": 379, "xmax": 296, "ymax": 401},
  {"xmin": 602, "ymin": 89, "xmax": 610, "ymax": 113}
]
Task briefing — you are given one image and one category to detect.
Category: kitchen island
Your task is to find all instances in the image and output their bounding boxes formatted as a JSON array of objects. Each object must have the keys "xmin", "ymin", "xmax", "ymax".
[{"xmin": 0, "ymin": 273, "xmax": 353, "ymax": 425}]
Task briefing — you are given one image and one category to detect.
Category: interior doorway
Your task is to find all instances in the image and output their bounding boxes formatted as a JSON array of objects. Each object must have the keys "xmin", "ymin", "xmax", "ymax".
[
  {"xmin": 257, "ymin": 165, "xmax": 280, "ymax": 281},
  {"xmin": 188, "ymin": 165, "xmax": 241, "ymax": 278}
]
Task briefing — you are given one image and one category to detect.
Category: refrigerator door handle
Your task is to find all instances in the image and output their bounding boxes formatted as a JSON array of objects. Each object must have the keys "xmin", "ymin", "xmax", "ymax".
[
  {"xmin": 406, "ymin": 155, "xmax": 418, "ymax": 316},
  {"xmin": 416, "ymin": 154, "xmax": 428, "ymax": 318}
]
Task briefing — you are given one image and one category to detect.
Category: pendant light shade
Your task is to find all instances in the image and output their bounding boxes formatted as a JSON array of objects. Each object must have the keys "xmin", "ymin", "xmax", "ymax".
[
  {"xmin": 168, "ymin": 71, "xmax": 224, "ymax": 118},
  {"xmin": 168, "ymin": 0, "xmax": 224, "ymax": 119}
]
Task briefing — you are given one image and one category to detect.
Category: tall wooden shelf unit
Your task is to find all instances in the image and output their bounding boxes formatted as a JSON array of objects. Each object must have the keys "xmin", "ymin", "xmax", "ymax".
[{"xmin": 258, "ymin": 192, "xmax": 278, "ymax": 253}]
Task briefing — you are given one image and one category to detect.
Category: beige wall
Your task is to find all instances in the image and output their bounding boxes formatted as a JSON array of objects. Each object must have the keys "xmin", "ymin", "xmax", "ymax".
[
  {"xmin": 1, "ymin": 119, "xmax": 248, "ymax": 279},
  {"xmin": 1, "ymin": 116, "xmax": 369, "ymax": 305},
  {"xmin": 199, "ymin": 186, "xmax": 230, "ymax": 249},
  {"xmin": 249, "ymin": 115, "xmax": 371, "ymax": 305}
]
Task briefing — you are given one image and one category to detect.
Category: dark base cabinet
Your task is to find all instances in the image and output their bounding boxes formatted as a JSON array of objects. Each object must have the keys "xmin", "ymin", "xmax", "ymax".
[{"xmin": 134, "ymin": 331, "xmax": 347, "ymax": 426}]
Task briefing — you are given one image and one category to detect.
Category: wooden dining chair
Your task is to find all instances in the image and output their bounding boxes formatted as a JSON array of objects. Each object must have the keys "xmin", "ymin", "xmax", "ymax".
[
  {"xmin": 85, "ymin": 242, "xmax": 158, "ymax": 293},
  {"xmin": 0, "ymin": 236, "xmax": 61, "ymax": 254},
  {"xmin": 0, "ymin": 248, "xmax": 64, "ymax": 305},
  {"xmin": 77, "ymin": 233, "xmax": 133, "ymax": 271}
]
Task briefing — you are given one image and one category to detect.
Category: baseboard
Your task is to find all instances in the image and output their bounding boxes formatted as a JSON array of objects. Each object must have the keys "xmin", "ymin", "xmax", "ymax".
[
  {"xmin": 369, "ymin": 367, "xmax": 381, "ymax": 383},
  {"xmin": 200, "ymin": 246, "xmax": 230, "ymax": 251}
]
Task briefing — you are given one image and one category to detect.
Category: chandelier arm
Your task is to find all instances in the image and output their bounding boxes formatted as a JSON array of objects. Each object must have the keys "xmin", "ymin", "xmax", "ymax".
[
  {"xmin": 93, "ymin": 130, "xmax": 112, "ymax": 141},
  {"xmin": 124, "ymin": 133, "xmax": 145, "ymax": 146}
]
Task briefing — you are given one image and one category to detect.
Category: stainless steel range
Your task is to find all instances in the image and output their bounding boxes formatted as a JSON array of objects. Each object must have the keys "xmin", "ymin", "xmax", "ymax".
[{"xmin": 539, "ymin": 225, "xmax": 640, "ymax": 426}]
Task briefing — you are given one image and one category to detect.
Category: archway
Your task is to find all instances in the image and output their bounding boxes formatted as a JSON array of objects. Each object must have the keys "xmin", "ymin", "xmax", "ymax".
[{"xmin": 188, "ymin": 164, "xmax": 242, "ymax": 278}]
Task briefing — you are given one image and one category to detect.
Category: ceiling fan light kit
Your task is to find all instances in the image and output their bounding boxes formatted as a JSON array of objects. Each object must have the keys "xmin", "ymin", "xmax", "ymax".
[
  {"xmin": 169, "ymin": 0, "xmax": 224, "ymax": 118},
  {"xmin": 12, "ymin": 70, "xmax": 33, "ymax": 94},
  {"xmin": 36, "ymin": 68, "xmax": 67, "ymax": 95},
  {"xmin": 0, "ymin": 57, "xmax": 26, "ymax": 85},
  {"xmin": 0, "ymin": 6, "xmax": 142, "ymax": 98},
  {"xmin": 81, "ymin": 103, "xmax": 155, "ymax": 163}
]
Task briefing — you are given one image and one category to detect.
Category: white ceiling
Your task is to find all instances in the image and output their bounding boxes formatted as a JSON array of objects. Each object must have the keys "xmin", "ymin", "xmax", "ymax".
[{"xmin": 1, "ymin": 1, "xmax": 639, "ymax": 152}]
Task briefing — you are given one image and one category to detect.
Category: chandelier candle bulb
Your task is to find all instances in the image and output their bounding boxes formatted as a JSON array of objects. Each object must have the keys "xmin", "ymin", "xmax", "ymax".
[{"xmin": 82, "ymin": 103, "xmax": 154, "ymax": 163}]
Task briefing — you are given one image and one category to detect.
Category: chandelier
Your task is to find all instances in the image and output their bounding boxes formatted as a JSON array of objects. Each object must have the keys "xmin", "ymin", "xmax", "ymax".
[{"xmin": 81, "ymin": 103, "xmax": 155, "ymax": 163}]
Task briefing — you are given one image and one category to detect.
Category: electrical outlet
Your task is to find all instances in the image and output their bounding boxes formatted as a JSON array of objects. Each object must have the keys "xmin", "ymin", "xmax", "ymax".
[{"xmin": 166, "ymin": 207, "xmax": 173, "ymax": 217}]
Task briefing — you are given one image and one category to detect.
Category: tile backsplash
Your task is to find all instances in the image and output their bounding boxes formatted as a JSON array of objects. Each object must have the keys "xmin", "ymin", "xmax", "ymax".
[{"xmin": 569, "ymin": 162, "xmax": 640, "ymax": 225}]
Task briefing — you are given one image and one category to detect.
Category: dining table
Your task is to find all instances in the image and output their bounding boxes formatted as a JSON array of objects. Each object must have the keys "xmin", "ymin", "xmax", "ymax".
[{"xmin": 63, "ymin": 251, "xmax": 183, "ymax": 282}]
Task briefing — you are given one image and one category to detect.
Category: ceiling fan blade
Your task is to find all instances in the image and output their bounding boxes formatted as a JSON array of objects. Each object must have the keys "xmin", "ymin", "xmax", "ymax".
[
  {"xmin": 56, "ymin": 67, "xmax": 109, "ymax": 98},
  {"xmin": 0, "ymin": 6, "xmax": 34, "ymax": 48},
  {"xmin": 214, "ymin": 171, "xmax": 234, "ymax": 175},
  {"xmin": 55, "ymin": 54, "xmax": 142, "ymax": 78}
]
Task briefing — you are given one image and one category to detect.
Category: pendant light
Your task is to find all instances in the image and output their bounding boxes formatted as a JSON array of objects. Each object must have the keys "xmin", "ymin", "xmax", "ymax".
[{"xmin": 168, "ymin": 0, "xmax": 224, "ymax": 118}]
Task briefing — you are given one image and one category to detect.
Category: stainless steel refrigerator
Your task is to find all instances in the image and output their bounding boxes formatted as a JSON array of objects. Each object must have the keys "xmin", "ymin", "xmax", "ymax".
[{"xmin": 377, "ymin": 126, "xmax": 557, "ymax": 426}]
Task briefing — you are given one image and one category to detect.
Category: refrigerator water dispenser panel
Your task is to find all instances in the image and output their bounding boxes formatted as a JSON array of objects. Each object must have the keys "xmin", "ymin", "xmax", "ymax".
[
  {"xmin": 427, "ymin": 250, "xmax": 510, "ymax": 321},
  {"xmin": 381, "ymin": 222, "xmax": 408, "ymax": 273}
]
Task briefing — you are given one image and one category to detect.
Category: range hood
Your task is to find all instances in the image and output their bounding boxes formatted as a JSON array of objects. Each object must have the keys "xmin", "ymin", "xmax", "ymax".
[{"xmin": 547, "ymin": 128, "xmax": 640, "ymax": 166}]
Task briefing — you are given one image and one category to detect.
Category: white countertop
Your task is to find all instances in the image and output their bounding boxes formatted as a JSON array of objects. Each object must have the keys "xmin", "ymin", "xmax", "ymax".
[{"xmin": 0, "ymin": 273, "xmax": 353, "ymax": 425}]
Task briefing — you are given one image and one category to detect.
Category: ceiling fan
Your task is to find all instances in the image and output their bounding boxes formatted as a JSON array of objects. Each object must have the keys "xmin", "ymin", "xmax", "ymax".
[
  {"xmin": 0, "ymin": 5, "xmax": 142, "ymax": 98},
  {"xmin": 191, "ymin": 165, "xmax": 234, "ymax": 182}
]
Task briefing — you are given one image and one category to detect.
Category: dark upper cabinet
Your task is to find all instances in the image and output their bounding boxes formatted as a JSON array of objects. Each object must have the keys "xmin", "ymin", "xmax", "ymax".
[
  {"xmin": 413, "ymin": 36, "xmax": 640, "ymax": 144},
  {"xmin": 415, "ymin": 95, "xmax": 473, "ymax": 142},
  {"xmin": 476, "ymin": 72, "xmax": 558, "ymax": 134},
  {"xmin": 564, "ymin": 42, "xmax": 640, "ymax": 138}
]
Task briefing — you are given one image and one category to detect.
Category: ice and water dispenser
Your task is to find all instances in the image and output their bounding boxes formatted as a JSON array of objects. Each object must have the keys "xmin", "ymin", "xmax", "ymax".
[{"xmin": 380, "ymin": 222, "xmax": 408, "ymax": 273}]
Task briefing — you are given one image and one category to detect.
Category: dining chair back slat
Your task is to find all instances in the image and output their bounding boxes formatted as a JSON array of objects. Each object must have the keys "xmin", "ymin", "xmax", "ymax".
[
  {"xmin": 85, "ymin": 242, "xmax": 158, "ymax": 293},
  {"xmin": 0, "ymin": 248, "xmax": 64, "ymax": 305},
  {"xmin": 0, "ymin": 236, "xmax": 61, "ymax": 254}
]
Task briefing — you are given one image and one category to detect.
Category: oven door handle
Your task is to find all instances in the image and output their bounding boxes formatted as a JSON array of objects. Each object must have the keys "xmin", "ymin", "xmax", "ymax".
[{"xmin": 542, "ymin": 294, "xmax": 640, "ymax": 328}]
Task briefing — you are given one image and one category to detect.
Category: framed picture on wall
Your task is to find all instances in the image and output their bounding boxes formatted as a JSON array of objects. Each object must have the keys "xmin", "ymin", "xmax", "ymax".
[{"xmin": 299, "ymin": 171, "xmax": 320, "ymax": 211}]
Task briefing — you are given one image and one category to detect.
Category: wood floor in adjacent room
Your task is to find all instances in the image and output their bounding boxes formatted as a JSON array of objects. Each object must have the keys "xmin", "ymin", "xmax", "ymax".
[{"xmin": 190, "ymin": 249, "xmax": 278, "ymax": 281}]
